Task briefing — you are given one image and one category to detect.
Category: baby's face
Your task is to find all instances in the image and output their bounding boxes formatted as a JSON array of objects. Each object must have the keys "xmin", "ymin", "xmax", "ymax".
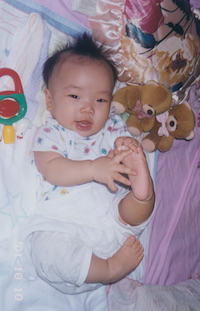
[{"xmin": 45, "ymin": 57, "xmax": 114, "ymax": 137}]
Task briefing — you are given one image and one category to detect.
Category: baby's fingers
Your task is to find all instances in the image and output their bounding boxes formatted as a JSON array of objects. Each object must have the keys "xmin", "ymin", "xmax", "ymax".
[
  {"xmin": 114, "ymin": 149, "xmax": 132, "ymax": 163},
  {"xmin": 114, "ymin": 172, "xmax": 132, "ymax": 187},
  {"xmin": 107, "ymin": 179, "xmax": 119, "ymax": 192},
  {"xmin": 117, "ymin": 163, "xmax": 138, "ymax": 177},
  {"xmin": 115, "ymin": 137, "xmax": 125, "ymax": 151},
  {"xmin": 107, "ymin": 149, "xmax": 115, "ymax": 158}
]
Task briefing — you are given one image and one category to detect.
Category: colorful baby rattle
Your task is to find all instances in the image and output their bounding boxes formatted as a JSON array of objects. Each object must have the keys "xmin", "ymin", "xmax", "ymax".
[{"xmin": 0, "ymin": 68, "xmax": 27, "ymax": 144}]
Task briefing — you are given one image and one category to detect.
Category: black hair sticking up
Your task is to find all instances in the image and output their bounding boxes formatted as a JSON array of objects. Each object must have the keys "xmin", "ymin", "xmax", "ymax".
[{"xmin": 43, "ymin": 32, "xmax": 118, "ymax": 88}]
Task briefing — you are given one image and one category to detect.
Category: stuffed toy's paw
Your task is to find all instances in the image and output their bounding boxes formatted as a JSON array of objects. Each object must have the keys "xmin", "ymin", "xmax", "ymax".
[
  {"xmin": 141, "ymin": 101, "xmax": 195, "ymax": 153},
  {"xmin": 111, "ymin": 81, "xmax": 172, "ymax": 136}
]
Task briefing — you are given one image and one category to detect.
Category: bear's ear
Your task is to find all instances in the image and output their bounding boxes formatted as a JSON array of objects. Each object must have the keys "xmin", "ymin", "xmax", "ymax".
[
  {"xmin": 146, "ymin": 80, "xmax": 158, "ymax": 87},
  {"xmin": 183, "ymin": 101, "xmax": 192, "ymax": 110},
  {"xmin": 186, "ymin": 130, "xmax": 195, "ymax": 140}
]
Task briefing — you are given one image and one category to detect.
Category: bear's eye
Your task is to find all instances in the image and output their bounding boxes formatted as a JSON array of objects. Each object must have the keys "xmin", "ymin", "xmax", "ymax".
[
  {"xmin": 167, "ymin": 116, "xmax": 177, "ymax": 132},
  {"xmin": 142, "ymin": 104, "xmax": 155, "ymax": 116},
  {"xmin": 147, "ymin": 109, "xmax": 153, "ymax": 115}
]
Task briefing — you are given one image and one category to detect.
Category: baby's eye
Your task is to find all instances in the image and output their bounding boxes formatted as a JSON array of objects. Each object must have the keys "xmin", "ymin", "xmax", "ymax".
[
  {"xmin": 69, "ymin": 94, "xmax": 79, "ymax": 99},
  {"xmin": 97, "ymin": 99, "xmax": 106, "ymax": 103}
]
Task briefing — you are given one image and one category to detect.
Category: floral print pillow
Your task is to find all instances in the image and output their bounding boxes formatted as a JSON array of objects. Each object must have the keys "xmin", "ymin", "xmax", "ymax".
[{"xmin": 90, "ymin": 0, "xmax": 200, "ymax": 102}]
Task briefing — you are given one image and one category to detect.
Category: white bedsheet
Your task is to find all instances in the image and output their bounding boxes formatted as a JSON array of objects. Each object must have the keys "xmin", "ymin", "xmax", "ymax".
[{"xmin": 0, "ymin": 3, "xmax": 157, "ymax": 310}]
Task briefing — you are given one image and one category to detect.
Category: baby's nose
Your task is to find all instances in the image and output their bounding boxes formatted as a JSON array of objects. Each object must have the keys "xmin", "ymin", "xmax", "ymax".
[{"xmin": 80, "ymin": 102, "xmax": 95, "ymax": 114}]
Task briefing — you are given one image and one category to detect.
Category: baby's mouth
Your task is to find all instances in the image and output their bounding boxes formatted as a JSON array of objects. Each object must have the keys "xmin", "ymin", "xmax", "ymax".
[{"xmin": 76, "ymin": 120, "xmax": 92, "ymax": 131}]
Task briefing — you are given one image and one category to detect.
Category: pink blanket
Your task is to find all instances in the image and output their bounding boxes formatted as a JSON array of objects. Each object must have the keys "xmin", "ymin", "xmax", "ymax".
[
  {"xmin": 107, "ymin": 277, "xmax": 200, "ymax": 310},
  {"xmin": 144, "ymin": 84, "xmax": 200, "ymax": 285}
]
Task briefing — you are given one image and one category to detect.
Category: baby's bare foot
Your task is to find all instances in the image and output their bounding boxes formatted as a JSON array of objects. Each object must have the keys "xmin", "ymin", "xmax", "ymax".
[
  {"xmin": 107, "ymin": 236, "xmax": 144, "ymax": 283},
  {"xmin": 123, "ymin": 146, "xmax": 153, "ymax": 201}
]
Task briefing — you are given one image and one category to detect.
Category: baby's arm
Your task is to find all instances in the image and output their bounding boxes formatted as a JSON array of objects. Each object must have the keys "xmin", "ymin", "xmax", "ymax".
[
  {"xmin": 34, "ymin": 149, "xmax": 137, "ymax": 192},
  {"xmin": 115, "ymin": 137, "xmax": 155, "ymax": 226}
]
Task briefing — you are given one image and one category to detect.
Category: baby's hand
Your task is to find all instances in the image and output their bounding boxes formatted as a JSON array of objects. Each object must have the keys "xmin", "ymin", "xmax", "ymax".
[
  {"xmin": 115, "ymin": 136, "xmax": 141, "ymax": 155},
  {"xmin": 91, "ymin": 150, "xmax": 137, "ymax": 192}
]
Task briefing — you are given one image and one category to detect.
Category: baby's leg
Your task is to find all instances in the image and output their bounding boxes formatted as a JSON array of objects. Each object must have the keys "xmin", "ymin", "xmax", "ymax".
[
  {"xmin": 85, "ymin": 236, "xmax": 144, "ymax": 284},
  {"xmin": 117, "ymin": 144, "xmax": 155, "ymax": 226}
]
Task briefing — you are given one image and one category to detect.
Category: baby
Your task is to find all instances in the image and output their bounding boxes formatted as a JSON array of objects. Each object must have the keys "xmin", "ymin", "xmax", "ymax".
[{"xmin": 30, "ymin": 33, "xmax": 155, "ymax": 293}]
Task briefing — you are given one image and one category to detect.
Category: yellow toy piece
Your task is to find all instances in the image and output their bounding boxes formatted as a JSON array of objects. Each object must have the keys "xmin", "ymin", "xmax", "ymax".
[{"xmin": 3, "ymin": 125, "xmax": 15, "ymax": 144}]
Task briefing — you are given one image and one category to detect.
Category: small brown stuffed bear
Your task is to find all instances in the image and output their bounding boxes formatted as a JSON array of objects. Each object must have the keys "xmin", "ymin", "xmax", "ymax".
[
  {"xmin": 111, "ymin": 81, "xmax": 172, "ymax": 136},
  {"xmin": 141, "ymin": 101, "xmax": 195, "ymax": 153}
]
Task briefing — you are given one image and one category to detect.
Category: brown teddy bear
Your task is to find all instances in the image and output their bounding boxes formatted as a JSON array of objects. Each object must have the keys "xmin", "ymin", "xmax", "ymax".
[
  {"xmin": 111, "ymin": 81, "xmax": 172, "ymax": 136},
  {"xmin": 141, "ymin": 101, "xmax": 195, "ymax": 153}
]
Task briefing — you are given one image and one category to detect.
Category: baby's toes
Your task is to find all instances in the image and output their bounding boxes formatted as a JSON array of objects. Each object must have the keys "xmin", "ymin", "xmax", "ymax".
[
  {"xmin": 133, "ymin": 240, "xmax": 143, "ymax": 252},
  {"xmin": 124, "ymin": 235, "xmax": 136, "ymax": 247}
]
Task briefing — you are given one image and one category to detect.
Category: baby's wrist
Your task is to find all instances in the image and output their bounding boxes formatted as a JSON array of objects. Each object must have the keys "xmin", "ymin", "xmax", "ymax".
[
  {"xmin": 90, "ymin": 159, "xmax": 96, "ymax": 182},
  {"xmin": 90, "ymin": 158, "xmax": 103, "ymax": 182}
]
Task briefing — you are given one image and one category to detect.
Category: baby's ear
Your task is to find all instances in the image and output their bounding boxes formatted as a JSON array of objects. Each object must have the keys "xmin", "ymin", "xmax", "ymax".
[{"xmin": 44, "ymin": 88, "xmax": 52, "ymax": 111}]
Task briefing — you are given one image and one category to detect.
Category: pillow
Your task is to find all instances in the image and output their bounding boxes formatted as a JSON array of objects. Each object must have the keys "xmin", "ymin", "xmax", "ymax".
[{"xmin": 90, "ymin": 0, "xmax": 200, "ymax": 103}]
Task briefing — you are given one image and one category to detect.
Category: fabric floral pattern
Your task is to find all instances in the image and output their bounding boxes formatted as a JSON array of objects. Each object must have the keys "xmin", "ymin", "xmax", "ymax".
[
  {"xmin": 124, "ymin": 0, "xmax": 164, "ymax": 34},
  {"xmin": 90, "ymin": 0, "xmax": 200, "ymax": 100},
  {"xmin": 152, "ymin": 33, "xmax": 200, "ymax": 89}
]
